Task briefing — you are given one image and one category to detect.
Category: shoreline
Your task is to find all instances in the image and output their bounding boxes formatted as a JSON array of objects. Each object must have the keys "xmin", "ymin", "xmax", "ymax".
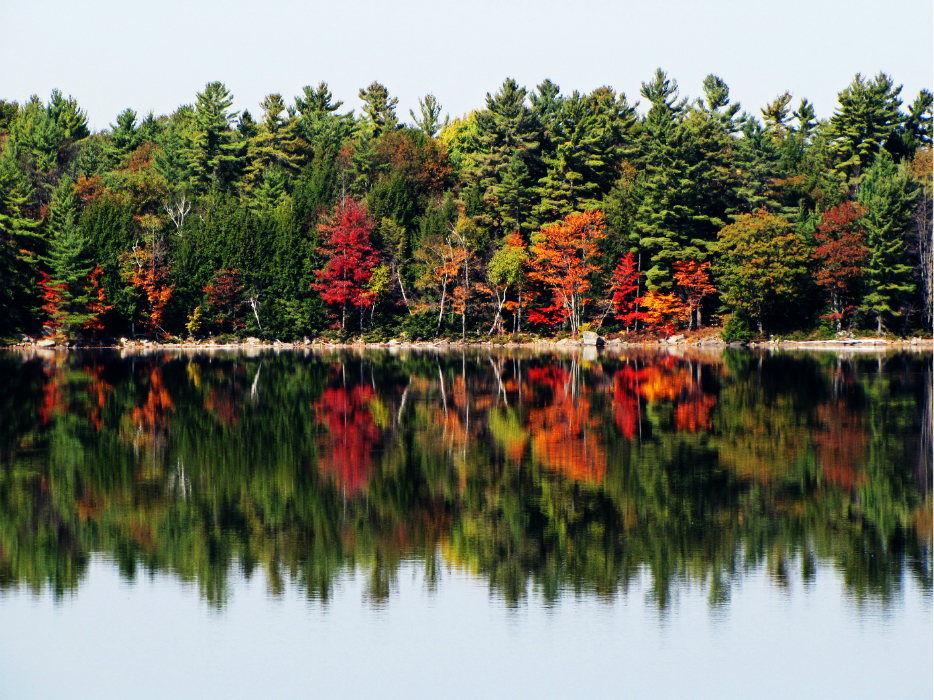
[{"xmin": 4, "ymin": 336, "xmax": 932, "ymax": 353}]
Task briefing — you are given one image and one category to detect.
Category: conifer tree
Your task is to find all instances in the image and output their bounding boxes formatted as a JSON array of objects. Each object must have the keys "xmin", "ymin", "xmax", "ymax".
[
  {"xmin": 858, "ymin": 151, "xmax": 918, "ymax": 332},
  {"xmin": 410, "ymin": 95, "xmax": 447, "ymax": 138},
  {"xmin": 0, "ymin": 158, "xmax": 39, "ymax": 333},
  {"xmin": 106, "ymin": 108, "xmax": 141, "ymax": 166},
  {"xmin": 467, "ymin": 78, "xmax": 542, "ymax": 236},
  {"xmin": 635, "ymin": 70, "xmax": 731, "ymax": 291},
  {"xmin": 243, "ymin": 93, "xmax": 302, "ymax": 195},
  {"xmin": 829, "ymin": 73, "xmax": 903, "ymax": 189},
  {"xmin": 358, "ymin": 82, "xmax": 399, "ymax": 138},
  {"xmin": 186, "ymin": 82, "xmax": 242, "ymax": 192}
]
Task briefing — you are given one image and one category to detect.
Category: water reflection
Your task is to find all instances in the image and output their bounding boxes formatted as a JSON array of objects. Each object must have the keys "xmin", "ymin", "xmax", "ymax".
[{"xmin": 0, "ymin": 347, "xmax": 930, "ymax": 608}]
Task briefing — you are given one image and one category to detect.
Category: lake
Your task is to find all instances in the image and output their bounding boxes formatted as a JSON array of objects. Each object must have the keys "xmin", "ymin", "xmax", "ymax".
[{"xmin": 0, "ymin": 347, "xmax": 931, "ymax": 699}]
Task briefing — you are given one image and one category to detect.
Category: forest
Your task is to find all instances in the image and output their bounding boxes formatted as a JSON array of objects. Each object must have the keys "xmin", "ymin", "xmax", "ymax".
[{"xmin": 0, "ymin": 71, "xmax": 931, "ymax": 343}]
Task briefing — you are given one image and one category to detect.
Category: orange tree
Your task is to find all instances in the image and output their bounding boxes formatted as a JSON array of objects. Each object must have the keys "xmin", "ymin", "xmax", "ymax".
[
  {"xmin": 640, "ymin": 290, "xmax": 690, "ymax": 335},
  {"xmin": 673, "ymin": 260, "xmax": 716, "ymax": 330},
  {"xmin": 120, "ymin": 244, "xmax": 174, "ymax": 338},
  {"xmin": 527, "ymin": 209, "xmax": 605, "ymax": 336}
]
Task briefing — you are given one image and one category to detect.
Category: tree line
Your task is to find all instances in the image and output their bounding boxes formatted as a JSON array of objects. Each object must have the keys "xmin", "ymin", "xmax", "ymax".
[{"xmin": 0, "ymin": 71, "xmax": 931, "ymax": 342}]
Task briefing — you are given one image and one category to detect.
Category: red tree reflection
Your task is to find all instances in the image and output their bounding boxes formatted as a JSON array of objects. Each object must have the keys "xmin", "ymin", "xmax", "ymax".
[{"xmin": 314, "ymin": 383, "xmax": 381, "ymax": 493}]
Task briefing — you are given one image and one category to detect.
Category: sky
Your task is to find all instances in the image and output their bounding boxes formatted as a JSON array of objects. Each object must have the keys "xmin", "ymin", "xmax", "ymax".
[{"xmin": 2, "ymin": 0, "xmax": 932, "ymax": 130}]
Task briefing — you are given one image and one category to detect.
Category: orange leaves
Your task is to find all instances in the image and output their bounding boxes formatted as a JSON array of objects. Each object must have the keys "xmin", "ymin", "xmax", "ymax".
[
  {"xmin": 527, "ymin": 210, "xmax": 605, "ymax": 335},
  {"xmin": 120, "ymin": 245, "xmax": 174, "ymax": 338},
  {"xmin": 526, "ymin": 364, "xmax": 605, "ymax": 484},
  {"xmin": 83, "ymin": 265, "xmax": 112, "ymax": 334},
  {"xmin": 132, "ymin": 367, "xmax": 174, "ymax": 431},
  {"xmin": 673, "ymin": 260, "xmax": 716, "ymax": 329},
  {"xmin": 639, "ymin": 291, "xmax": 689, "ymax": 335}
]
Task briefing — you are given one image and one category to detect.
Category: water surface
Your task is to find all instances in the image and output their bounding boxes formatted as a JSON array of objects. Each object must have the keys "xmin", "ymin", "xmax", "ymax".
[{"xmin": 0, "ymin": 347, "xmax": 931, "ymax": 699}]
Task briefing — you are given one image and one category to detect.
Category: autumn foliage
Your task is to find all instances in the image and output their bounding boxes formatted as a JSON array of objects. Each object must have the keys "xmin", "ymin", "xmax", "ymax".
[
  {"xmin": 609, "ymin": 252, "xmax": 646, "ymax": 330},
  {"xmin": 314, "ymin": 199, "xmax": 380, "ymax": 331},
  {"xmin": 527, "ymin": 210, "xmax": 605, "ymax": 335},
  {"xmin": 813, "ymin": 202, "xmax": 869, "ymax": 331}
]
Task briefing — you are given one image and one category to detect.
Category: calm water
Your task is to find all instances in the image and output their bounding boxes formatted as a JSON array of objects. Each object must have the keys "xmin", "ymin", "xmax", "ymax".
[{"xmin": 0, "ymin": 347, "xmax": 931, "ymax": 699}]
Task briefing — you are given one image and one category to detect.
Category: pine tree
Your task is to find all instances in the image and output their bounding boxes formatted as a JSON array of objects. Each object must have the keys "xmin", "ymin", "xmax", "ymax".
[
  {"xmin": 410, "ymin": 95, "xmax": 447, "ymax": 138},
  {"xmin": 762, "ymin": 92, "xmax": 793, "ymax": 139},
  {"xmin": 106, "ymin": 108, "xmax": 141, "ymax": 166},
  {"xmin": 635, "ymin": 70, "xmax": 731, "ymax": 290},
  {"xmin": 859, "ymin": 151, "xmax": 918, "ymax": 332},
  {"xmin": 358, "ymin": 82, "xmax": 399, "ymax": 138},
  {"xmin": 829, "ymin": 73, "xmax": 903, "ymax": 189},
  {"xmin": 467, "ymin": 78, "xmax": 543, "ymax": 236},
  {"xmin": 534, "ymin": 90, "xmax": 620, "ymax": 223},
  {"xmin": 0, "ymin": 157, "xmax": 40, "ymax": 334},
  {"xmin": 40, "ymin": 180, "xmax": 96, "ymax": 338},
  {"xmin": 186, "ymin": 82, "xmax": 242, "ymax": 192},
  {"xmin": 242, "ymin": 93, "xmax": 302, "ymax": 195}
]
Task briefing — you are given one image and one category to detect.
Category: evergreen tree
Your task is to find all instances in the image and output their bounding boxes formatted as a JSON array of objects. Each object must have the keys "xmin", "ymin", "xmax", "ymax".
[
  {"xmin": 242, "ymin": 93, "xmax": 302, "ymax": 195},
  {"xmin": 0, "ymin": 157, "xmax": 40, "ymax": 333},
  {"xmin": 698, "ymin": 74, "xmax": 742, "ymax": 133},
  {"xmin": 762, "ymin": 92, "xmax": 793, "ymax": 138},
  {"xmin": 409, "ymin": 94, "xmax": 446, "ymax": 138},
  {"xmin": 186, "ymin": 82, "xmax": 242, "ymax": 192},
  {"xmin": 858, "ymin": 150, "xmax": 918, "ymax": 332},
  {"xmin": 635, "ymin": 70, "xmax": 731, "ymax": 290},
  {"xmin": 358, "ymin": 82, "xmax": 399, "ymax": 138},
  {"xmin": 106, "ymin": 108, "xmax": 141, "ymax": 166},
  {"xmin": 535, "ymin": 90, "xmax": 616, "ymax": 222},
  {"xmin": 467, "ymin": 78, "xmax": 542, "ymax": 236},
  {"xmin": 828, "ymin": 73, "xmax": 903, "ymax": 189}
]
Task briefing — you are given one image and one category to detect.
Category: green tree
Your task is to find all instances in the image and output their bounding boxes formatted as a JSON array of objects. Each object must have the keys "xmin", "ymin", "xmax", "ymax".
[
  {"xmin": 358, "ymin": 82, "xmax": 399, "ymax": 138},
  {"xmin": 186, "ymin": 82, "xmax": 242, "ymax": 192},
  {"xmin": 409, "ymin": 94, "xmax": 447, "ymax": 138},
  {"xmin": 635, "ymin": 70, "xmax": 732, "ymax": 290},
  {"xmin": 828, "ymin": 73, "xmax": 903, "ymax": 189},
  {"xmin": 466, "ymin": 78, "xmax": 543, "ymax": 236},
  {"xmin": 858, "ymin": 151, "xmax": 918, "ymax": 332},
  {"xmin": 715, "ymin": 209, "xmax": 809, "ymax": 334}
]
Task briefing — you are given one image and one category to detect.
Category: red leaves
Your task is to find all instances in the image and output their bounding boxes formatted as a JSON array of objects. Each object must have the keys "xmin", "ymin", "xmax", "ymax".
[
  {"xmin": 813, "ymin": 202, "xmax": 868, "ymax": 329},
  {"xmin": 205, "ymin": 269, "xmax": 245, "ymax": 332},
  {"xmin": 38, "ymin": 271, "xmax": 67, "ymax": 335},
  {"xmin": 313, "ymin": 199, "xmax": 380, "ymax": 329},
  {"xmin": 83, "ymin": 265, "xmax": 112, "ymax": 334},
  {"xmin": 314, "ymin": 382, "xmax": 381, "ymax": 493},
  {"xmin": 610, "ymin": 252, "xmax": 646, "ymax": 329}
]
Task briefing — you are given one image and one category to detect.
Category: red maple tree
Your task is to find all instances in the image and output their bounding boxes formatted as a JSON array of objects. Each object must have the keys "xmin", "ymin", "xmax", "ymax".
[
  {"xmin": 813, "ymin": 202, "xmax": 869, "ymax": 331},
  {"xmin": 313, "ymin": 199, "xmax": 380, "ymax": 332},
  {"xmin": 205, "ymin": 269, "xmax": 245, "ymax": 332},
  {"xmin": 609, "ymin": 252, "xmax": 646, "ymax": 330}
]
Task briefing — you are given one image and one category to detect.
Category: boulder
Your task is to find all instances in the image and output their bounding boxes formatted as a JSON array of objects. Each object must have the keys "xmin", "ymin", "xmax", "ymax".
[
  {"xmin": 37, "ymin": 339, "xmax": 56, "ymax": 348},
  {"xmin": 666, "ymin": 334, "xmax": 685, "ymax": 344},
  {"xmin": 582, "ymin": 331, "xmax": 601, "ymax": 346}
]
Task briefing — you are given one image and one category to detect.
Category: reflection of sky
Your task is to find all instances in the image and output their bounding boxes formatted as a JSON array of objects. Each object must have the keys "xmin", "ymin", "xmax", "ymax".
[{"xmin": 1, "ymin": 556, "xmax": 930, "ymax": 700}]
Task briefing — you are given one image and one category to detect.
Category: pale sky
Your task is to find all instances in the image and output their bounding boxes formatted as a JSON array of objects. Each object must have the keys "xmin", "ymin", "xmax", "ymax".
[{"xmin": 2, "ymin": 0, "xmax": 932, "ymax": 130}]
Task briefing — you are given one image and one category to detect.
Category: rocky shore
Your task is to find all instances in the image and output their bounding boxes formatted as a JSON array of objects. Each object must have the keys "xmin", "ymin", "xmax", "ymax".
[{"xmin": 5, "ymin": 331, "xmax": 932, "ymax": 352}]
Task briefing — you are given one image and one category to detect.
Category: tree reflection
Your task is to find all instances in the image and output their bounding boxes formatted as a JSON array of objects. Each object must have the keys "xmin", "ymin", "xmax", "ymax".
[{"xmin": 0, "ymin": 348, "xmax": 929, "ymax": 609}]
